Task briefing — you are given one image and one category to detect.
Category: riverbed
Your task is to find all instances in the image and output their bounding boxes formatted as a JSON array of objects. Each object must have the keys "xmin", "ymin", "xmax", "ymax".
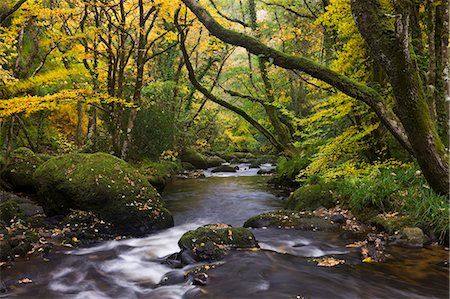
[{"xmin": 1, "ymin": 167, "xmax": 448, "ymax": 298}]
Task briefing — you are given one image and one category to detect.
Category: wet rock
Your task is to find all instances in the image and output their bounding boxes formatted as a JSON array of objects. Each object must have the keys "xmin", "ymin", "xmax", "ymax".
[
  {"xmin": 193, "ymin": 272, "xmax": 209, "ymax": 286},
  {"xmin": 360, "ymin": 233, "xmax": 386, "ymax": 262},
  {"xmin": 34, "ymin": 152, "xmax": 174, "ymax": 236},
  {"xmin": 1, "ymin": 147, "xmax": 44, "ymax": 192},
  {"xmin": 330, "ymin": 214, "xmax": 346, "ymax": 224},
  {"xmin": 211, "ymin": 165, "xmax": 238, "ymax": 173},
  {"xmin": 390, "ymin": 227, "xmax": 426, "ymax": 248},
  {"xmin": 257, "ymin": 169, "xmax": 274, "ymax": 175},
  {"xmin": 249, "ymin": 163, "xmax": 260, "ymax": 169},
  {"xmin": 178, "ymin": 224, "xmax": 258, "ymax": 262},
  {"xmin": 157, "ymin": 270, "xmax": 186, "ymax": 286},
  {"xmin": 244, "ymin": 210, "xmax": 341, "ymax": 231},
  {"xmin": 0, "ymin": 240, "xmax": 12, "ymax": 261}
]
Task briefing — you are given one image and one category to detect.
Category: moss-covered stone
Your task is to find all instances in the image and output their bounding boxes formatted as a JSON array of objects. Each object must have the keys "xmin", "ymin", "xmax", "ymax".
[
  {"xmin": 139, "ymin": 160, "xmax": 179, "ymax": 192},
  {"xmin": 1, "ymin": 147, "xmax": 44, "ymax": 191},
  {"xmin": 62, "ymin": 210, "xmax": 114, "ymax": 243},
  {"xmin": 207, "ymin": 155, "xmax": 226, "ymax": 167},
  {"xmin": 369, "ymin": 213, "xmax": 413, "ymax": 234},
  {"xmin": 286, "ymin": 183, "xmax": 336, "ymax": 211},
  {"xmin": 180, "ymin": 149, "xmax": 208, "ymax": 169},
  {"xmin": 0, "ymin": 200, "xmax": 24, "ymax": 223},
  {"xmin": 181, "ymin": 162, "xmax": 196, "ymax": 171},
  {"xmin": 244, "ymin": 210, "xmax": 341, "ymax": 231},
  {"xmin": 34, "ymin": 152, "xmax": 173, "ymax": 236},
  {"xmin": 178, "ymin": 224, "xmax": 258, "ymax": 261}
]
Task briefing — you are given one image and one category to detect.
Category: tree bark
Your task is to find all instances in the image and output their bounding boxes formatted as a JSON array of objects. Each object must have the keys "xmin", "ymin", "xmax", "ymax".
[{"xmin": 350, "ymin": 0, "xmax": 449, "ymax": 195}]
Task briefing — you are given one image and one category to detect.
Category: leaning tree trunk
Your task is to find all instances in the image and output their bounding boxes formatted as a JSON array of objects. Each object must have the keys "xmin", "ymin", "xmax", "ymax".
[{"xmin": 351, "ymin": 0, "xmax": 449, "ymax": 196}]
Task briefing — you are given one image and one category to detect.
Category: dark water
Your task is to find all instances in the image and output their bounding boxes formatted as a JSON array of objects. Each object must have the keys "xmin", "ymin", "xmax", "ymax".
[{"xmin": 0, "ymin": 168, "xmax": 448, "ymax": 298}]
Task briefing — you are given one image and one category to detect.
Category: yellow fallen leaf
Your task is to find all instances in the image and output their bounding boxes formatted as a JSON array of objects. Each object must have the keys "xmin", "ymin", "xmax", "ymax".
[
  {"xmin": 362, "ymin": 257, "xmax": 374, "ymax": 263},
  {"xmin": 72, "ymin": 237, "xmax": 80, "ymax": 243},
  {"xmin": 345, "ymin": 241, "xmax": 365, "ymax": 248}
]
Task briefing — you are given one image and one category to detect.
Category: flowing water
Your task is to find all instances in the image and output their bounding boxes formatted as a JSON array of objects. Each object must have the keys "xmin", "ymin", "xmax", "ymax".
[{"xmin": 0, "ymin": 165, "xmax": 448, "ymax": 298}]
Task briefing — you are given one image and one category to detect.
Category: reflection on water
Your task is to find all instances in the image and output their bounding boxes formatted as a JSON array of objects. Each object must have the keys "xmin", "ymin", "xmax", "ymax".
[{"xmin": 0, "ymin": 173, "xmax": 448, "ymax": 299}]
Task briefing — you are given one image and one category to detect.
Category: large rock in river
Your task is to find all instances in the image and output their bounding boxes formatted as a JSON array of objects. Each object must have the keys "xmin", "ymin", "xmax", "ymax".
[
  {"xmin": 180, "ymin": 148, "xmax": 208, "ymax": 169},
  {"xmin": 244, "ymin": 210, "xmax": 341, "ymax": 231},
  {"xmin": 34, "ymin": 153, "xmax": 173, "ymax": 236},
  {"xmin": 178, "ymin": 224, "xmax": 258, "ymax": 262}
]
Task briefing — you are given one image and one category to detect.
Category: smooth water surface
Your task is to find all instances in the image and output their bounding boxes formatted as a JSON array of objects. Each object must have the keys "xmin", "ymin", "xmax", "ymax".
[{"xmin": 1, "ymin": 169, "xmax": 448, "ymax": 298}]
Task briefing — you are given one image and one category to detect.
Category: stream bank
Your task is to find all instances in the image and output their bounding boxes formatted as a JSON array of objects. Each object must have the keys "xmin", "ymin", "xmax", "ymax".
[{"xmin": 0, "ymin": 166, "xmax": 448, "ymax": 298}]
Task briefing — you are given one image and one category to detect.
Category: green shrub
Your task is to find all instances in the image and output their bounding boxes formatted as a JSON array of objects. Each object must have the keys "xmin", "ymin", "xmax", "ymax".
[
  {"xmin": 276, "ymin": 156, "xmax": 310, "ymax": 182},
  {"xmin": 336, "ymin": 165, "xmax": 449, "ymax": 242},
  {"xmin": 404, "ymin": 190, "xmax": 449, "ymax": 241}
]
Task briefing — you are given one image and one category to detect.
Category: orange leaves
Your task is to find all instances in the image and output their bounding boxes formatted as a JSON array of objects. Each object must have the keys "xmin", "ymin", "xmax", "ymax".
[{"xmin": 316, "ymin": 257, "xmax": 345, "ymax": 267}]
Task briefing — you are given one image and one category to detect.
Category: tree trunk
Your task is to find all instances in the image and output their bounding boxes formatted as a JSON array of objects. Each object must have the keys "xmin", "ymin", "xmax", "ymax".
[
  {"xmin": 76, "ymin": 101, "xmax": 83, "ymax": 147},
  {"xmin": 351, "ymin": 0, "xmax": 449, "ymax": 195}
]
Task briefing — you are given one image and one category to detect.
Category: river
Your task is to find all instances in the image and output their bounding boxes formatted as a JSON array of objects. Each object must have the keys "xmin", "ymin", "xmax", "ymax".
[{"xmin": 0, "ymin": 166, "xmax": 448, "ymax": 298}]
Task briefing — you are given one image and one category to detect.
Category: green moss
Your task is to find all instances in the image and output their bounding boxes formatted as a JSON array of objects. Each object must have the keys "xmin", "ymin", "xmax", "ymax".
[
  {"xmin": 34, "ymin": 152, "xmax": 173, "ymax": 236},
  {"xmin": 244, "ymin": 210, "xmax": 340, "ymax": 231},
  {"xmin": 369, "ymin": 214, "xmax": 413, "ymax": 234},
  {"xmin": 206, "ymin": 155, "xmax": 226, "ymax": 167},
  {"xmin": 178, "ymin": 224, "xmax": 258, "ymax": 261},
  {"xmin": 286, "ymin": 182, "xmax": 336, "ymax": 211},
  {"xmin": 180, "ymin": 149, "xmax": 208, "ymax": 169},
  {"xmin": 139, "ymin": 160, "xmax": 180, "ymax": 192},
  {"xmin": 0, "ymin": 200, "xmax": 24, "ymax": 223},
  {"xmin": 1, "ymin": 147, "xmax": 43, "ymax": 191}
]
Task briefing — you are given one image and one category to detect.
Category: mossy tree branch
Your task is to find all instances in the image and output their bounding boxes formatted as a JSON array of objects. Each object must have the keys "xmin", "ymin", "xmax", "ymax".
[
  {"xmin": 181, "ymin": 0, "xmax": 413, "ymax": 155},
  {"xmin": 174, "ymin": 12, "xmax": 286, "ymax": 152}
]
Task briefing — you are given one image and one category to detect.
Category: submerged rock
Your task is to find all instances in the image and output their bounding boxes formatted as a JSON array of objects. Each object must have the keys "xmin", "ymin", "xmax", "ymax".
[
  {"xmin": 34, "ymin": 152, "xmax": 173, "ymax": 236},
  {"xmin": 257, "ymin": 168, "xmax": 274, "ymax": 175},
  {"xmin": 1, "ymin": 147, "xmax": 44, "ymax": 192},
  {"xmin": 178, "ymin": 224, "xmax": 258, "ymax": 262},
  {"xmin": 390, "ymin": 227, "xmax": 426, "ymax": 248},
  {"xmin": 211, "ymin": 165, "xmax": 238, "ymax": 173},
  {"xmin": 244, "ymin": 210, "xmax": 341, "ymax": 231}
]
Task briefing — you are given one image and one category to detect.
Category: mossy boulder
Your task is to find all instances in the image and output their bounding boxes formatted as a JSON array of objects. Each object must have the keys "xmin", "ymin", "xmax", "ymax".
[
  {"xmin": 0, "ymin": 200, "xmax": 24, "ymax": 223},
  {"xmin": 178, "ymin": 224, "xmax": 258, "ymax": 262},
  {"xmin": 244, "ymin": 210, "xmax": 341, "ymax": 231},
  {"xmin": 207, "ymin": 155, "xmax": 226, "ymax": 167},
  {"xmin": 34, "ymin": 153, "xmax": 173, "ymax": 236},
  {"xmin": 1, "ymin": 147, "xmax": 44, "ymax": 191},
  {"xmin": 369, "ymin": 213, "xmax": 413, "ymax": 234},
  {"xmin": 62, "ymin": 210, "xmax": 114, "ymax": 243},
  {"xmin": 139, "ymin": 160, "xmax": 179, "ymax": 192},
  {"xmin": 180, "ymin": 149, "xmax": 208, "ymax": 169},
  {"xmin": 286, "ymin": 183, "xmax": 336, "ymax": 211}
]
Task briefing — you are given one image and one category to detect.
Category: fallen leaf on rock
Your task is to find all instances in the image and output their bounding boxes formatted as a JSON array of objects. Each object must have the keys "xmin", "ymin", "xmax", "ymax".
[
  {"xmin": 345, "ymin": 241, "xmax": 366, "ymax": 248},
  {"xmin": 362, "ymin": 257, "xmax": 375, "ymax": 263},
  {"xmin": 317, "ymin": 257, "xmax": 345, "ymax": 267},
  {"xmin": 18, "ymin": 278, "xmax": 33, "ymax": 284}
]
